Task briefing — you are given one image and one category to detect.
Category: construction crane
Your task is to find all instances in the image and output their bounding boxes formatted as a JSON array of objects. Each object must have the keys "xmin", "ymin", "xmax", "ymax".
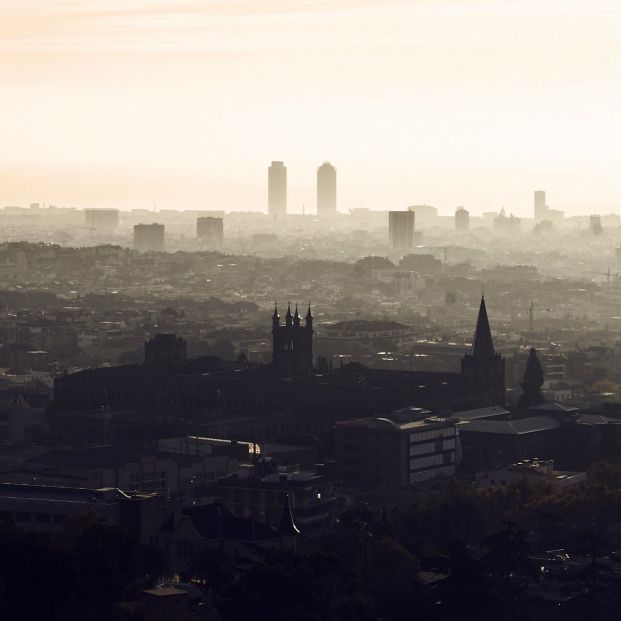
[{"xmin": 528, "ymin": 300, "xmax": 551, "ymax": 332}]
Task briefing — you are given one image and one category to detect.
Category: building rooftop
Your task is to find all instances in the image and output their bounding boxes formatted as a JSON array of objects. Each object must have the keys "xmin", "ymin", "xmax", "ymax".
[
  {"xmin": 460, "ymin": 416, "xmax": 560, "ymax": 435},
  {"xmin": 453, "ymin": 405, "xmax": 510, "ymax": 421}
]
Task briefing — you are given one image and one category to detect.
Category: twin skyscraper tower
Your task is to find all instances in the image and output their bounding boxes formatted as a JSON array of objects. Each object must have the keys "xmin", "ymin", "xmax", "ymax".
[{"xmin": 268, "ymin": 161, "xmax": 337, "ymax": 218}]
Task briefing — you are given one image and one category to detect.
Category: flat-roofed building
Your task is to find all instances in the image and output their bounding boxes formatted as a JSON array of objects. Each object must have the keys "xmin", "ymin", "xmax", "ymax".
[{"xmin": 335, "ymin": 407, "xmax": 459, "ymax": 486}]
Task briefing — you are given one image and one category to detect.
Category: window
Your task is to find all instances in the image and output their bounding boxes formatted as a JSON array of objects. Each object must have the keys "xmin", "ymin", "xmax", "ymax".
[
  {"xmin": 410, "ymin": 429, "xmax": 442, "ymax": 443},
  {"xmin": 35, "ymin": 513, "xmax": 50, "ymax": 524},
  {"xmin": 410, "ymin": 442, "xmax": 436, "ymax": 456},
  {"xmin": 410, "ymin": 454, "xmax": 444, "ymax": 470},
  {"xmin": 443, "ymin": 439, "xmax": 456, "ymax": 450}
]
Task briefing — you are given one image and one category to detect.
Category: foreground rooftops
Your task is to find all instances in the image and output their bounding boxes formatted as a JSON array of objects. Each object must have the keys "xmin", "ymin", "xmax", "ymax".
[{"xmin": 0, "ymin": 482, "xmax": 145, "ymax": 503}]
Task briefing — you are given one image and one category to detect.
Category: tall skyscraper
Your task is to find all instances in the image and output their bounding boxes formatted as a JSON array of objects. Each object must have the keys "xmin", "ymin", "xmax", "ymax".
[
  {"xmin": 455, "ymin": 207, "xmax": 470, "ymax": 231},
  {"xmin": 388, "ymin": 210, "xmax": 415, "ymax": 249},
  {"xmin": 268, "ymin": 161, "xmax": 287, "ymax": 217},
  {"xmin": 317, "ymin": 162, "xmax": 337, "ymax": 218},
  {"xmin": 534, "ymin": 190, "xmax": 548, "ymax": 221}
]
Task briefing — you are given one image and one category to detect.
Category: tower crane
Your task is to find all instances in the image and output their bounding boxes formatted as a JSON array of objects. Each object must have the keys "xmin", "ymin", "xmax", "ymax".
[{"xmin": 528, "ymin": 300, "xmax": 551, "ymax": 332}]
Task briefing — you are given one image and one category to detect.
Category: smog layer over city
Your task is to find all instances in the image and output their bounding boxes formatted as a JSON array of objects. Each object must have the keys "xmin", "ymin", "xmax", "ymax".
[{"xmin": 3, "ymin": 2, "xmax": 621, "ymax": 620}]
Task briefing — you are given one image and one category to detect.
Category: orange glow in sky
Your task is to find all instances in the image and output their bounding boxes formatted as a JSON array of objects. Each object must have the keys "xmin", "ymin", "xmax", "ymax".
[{"xmin": 2, "ymin": 1, "xmax": 621, "ymax": 215}]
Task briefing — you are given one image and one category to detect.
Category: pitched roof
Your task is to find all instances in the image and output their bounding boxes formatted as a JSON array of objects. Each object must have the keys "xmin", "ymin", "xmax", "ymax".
[
  {"xmin": 459, "ymin": 416, "xmax": 559, "ymax": 435},
  {"xmin": 453, "ymin": 405, "xmax": 510, "ymax": 421}
]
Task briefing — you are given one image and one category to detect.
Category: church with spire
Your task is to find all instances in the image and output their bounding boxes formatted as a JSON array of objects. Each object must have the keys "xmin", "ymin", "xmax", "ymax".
[
  {"xmin": 461, "ymin": 296, "xmax": 506, "ymax": 406},
  {"xmin": 52, "ymin": 296, "xmax": 507, "ymax": 448}
]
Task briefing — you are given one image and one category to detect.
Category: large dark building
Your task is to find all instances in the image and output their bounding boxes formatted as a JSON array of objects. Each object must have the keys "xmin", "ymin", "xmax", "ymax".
[{"xmin": 51, "ymin": 298, "xmax": 505, "ymax": 452}]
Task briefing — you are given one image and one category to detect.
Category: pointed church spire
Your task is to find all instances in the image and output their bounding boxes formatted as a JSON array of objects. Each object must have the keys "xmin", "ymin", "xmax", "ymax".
[
  {"xmin": 305, "ymin": 303, "xmax": 313, "ymax": 330},
  {"xmin": 293, "ymin": 304, "xmax": 301, "ymax": 327},
  {"xmin": 285, "ymin": 302, "xmax": 293, "ymax": 327},
  {"xmin": 272, "ymin": 303, "xmax": 280, "ymax": 329},
  {"xmin": 472, "ymin": 296, "xmax": 495, "ymax": 359}
]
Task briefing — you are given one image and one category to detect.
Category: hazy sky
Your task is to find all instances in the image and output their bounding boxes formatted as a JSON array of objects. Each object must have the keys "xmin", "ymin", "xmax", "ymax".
[{"xmin": 2, "ymin": 0, "xmax": 621, "ymax": 215}]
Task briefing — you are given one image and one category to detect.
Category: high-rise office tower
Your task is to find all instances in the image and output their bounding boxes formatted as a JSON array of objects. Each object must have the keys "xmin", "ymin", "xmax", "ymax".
[
  {"xmin": 317, "ymin": 162, "xmax": 337, "ymax": 218},
  {"xmin": 455, "ymin": 207, "xmax": 470, "ymax": 231},
  {"xmin": 134, "ymin": 223, "xmax": 165, "ymax": 252},
  {"xmin": 534, "ymin": 190, "xmax": 548, "ymax": 222},
  {"xmin": 388, "ymin": 210, "xmax": 415, "ymax": 249},
  {"xmin": 268, "ymin": 161, "xmax": 287, "ymax": 217},
  {"xmin": 197, "ymin": 217, "xmax": 224, "ymax": 248}
]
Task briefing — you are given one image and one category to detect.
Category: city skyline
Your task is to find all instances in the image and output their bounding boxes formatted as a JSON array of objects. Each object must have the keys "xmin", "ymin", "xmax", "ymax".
[{"xmin": 2, "ymin": 1, "xmax": 621, "ymax": 215}]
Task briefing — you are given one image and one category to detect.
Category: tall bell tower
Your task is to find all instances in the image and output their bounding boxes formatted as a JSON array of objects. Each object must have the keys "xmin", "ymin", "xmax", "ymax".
[{"xmin": 272, "ymin": 303, "xmax": 314, "ymax": 377}]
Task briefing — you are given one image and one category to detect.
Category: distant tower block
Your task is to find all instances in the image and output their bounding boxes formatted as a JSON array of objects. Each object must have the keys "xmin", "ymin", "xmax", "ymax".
[
  {"xmin": 590, "ymin": 214, "xmax": 603, "ymax": 235},
  {"xmin": 388, "ymin": 210, "xmax": 415, "ymax": 249},
  {"xmin": 134, "ymin": 223, "xmax": 165, "ymax": 252},
  {"xmin": 268, "ymin": 161, "xmax": 287, "ymax": 217},
  {"xmin": 455, "ymin": 207, "xmax": 470, "ymax": 231},
  {"xmin": 534, "ymin": 190, "xmax": 548, "ymax": 222},
  {"xmin": 197, "ymin": 217, "xmax": 223, "ymax": 248},
  {"xmin": 85, "ymin": 208, "xmax": 120, "ymax": 233},
  {"xmin": 317, "ymin": 162, "xmax": 337, "ymax": 218}
]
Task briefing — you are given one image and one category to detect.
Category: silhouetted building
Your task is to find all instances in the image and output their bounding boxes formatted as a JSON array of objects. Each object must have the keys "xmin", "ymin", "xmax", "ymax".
[
  {"xmin": 272, "ymin": 304, "xmax": 313, "ymax": 377},
  {"xmin": 216, "ymin": 462, "xmax": 334, "ymax": 534},
  {"xmin": 494, "ymin": 210, "xmax": 521, "ymax": 234},
  {"xmin": 518, "ymin": 348, "xmax": 545, "ymax": 408},
  {"xmin": 145, "ymin": 333, "xmax": 187, "ymax": 366},
  {"xmin": 268, "ymin": 161, "xmax": 287, "ymax": 217},
  {"xmin": 335, "ymin": 408, "xmax": 458, "ymax": 486},
  {"xmin": 52, "ymin": 300, "xmax": 506, "ymax": 449},
  {"xmin": 85, "ymin": 208, "xmax": 119, "ymax": 233},
  {"xmin": 389, "ymin": 210, "xmax": 415, "ymax": 249},
  {"xmin": 590, "ymin": 214, "xmax": 603, "ymax": 235},
  {"xmin": 196, "ymin": 216, "xmax": 223, "ymax": 248},
  {"xmin": 534, "ymin": 190, "xmax": 548, "ymax": 222},
  {"xmin": 134, "ymin": 223, "xmax": 165, "ymax": 252},
  {"xmin": 462, "ymin": 296, "xmax": 505, "ymax": 406},
  {"xmin": 455, "ymin": 207, "xmax": 470, "ymax": 231},
  {"xmin": 317, "ymin": 162, "xmax": 337, "ymax": 218}
]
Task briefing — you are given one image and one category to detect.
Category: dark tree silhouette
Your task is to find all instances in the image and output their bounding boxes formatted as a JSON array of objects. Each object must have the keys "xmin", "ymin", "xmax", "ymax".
[{"xmin": 518, "ymin": 347, "xmax": 545, "ymax": 408}]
